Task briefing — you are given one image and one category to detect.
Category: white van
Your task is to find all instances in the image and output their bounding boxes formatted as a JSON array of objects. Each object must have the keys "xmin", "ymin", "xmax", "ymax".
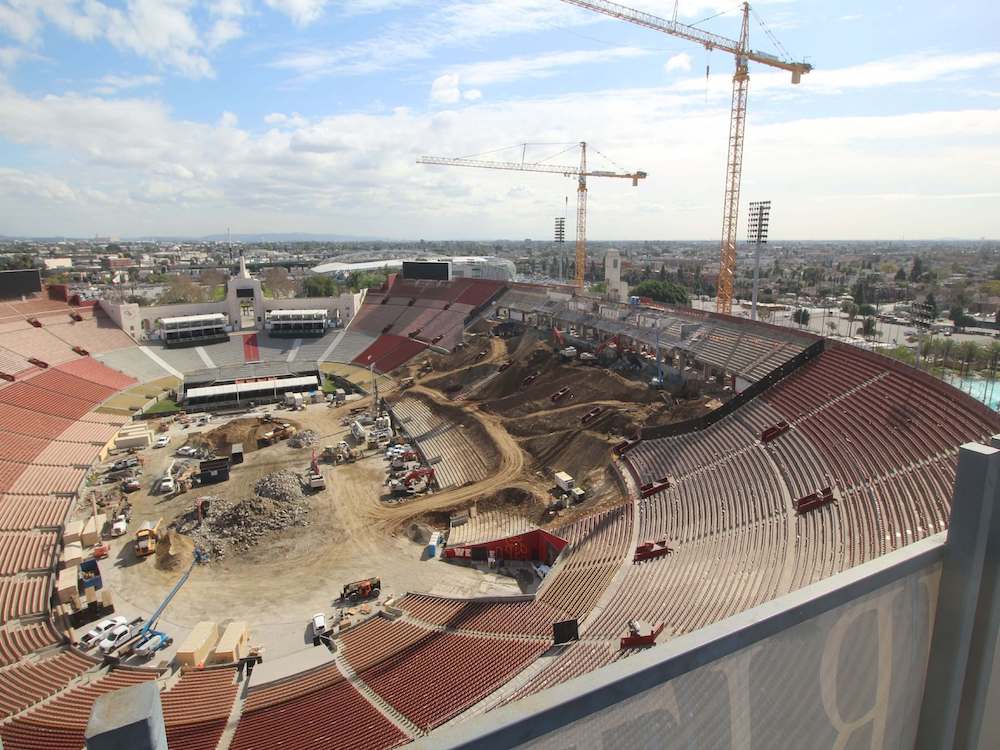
[{"xmin": 159, "ymin": 475, "xmax": 175, "ymax": 494}]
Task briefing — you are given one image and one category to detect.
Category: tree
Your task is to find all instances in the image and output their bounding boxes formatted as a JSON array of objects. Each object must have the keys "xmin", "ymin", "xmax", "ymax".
[
  {"xmin": 894, "ymin": 267, "xmax": 907, "ymax": 282},
  {"xmin": 157, "ymin": 274, "xmax": 205, "ymax": 305},
  {"xmin": 949, "ymin": 305, "xmax": 975, "ymax": 331},
  {"xmin": 910, "ymin": 255, "xmax": 925, "ymax": 282},
  {"xmin": 199, "ymin": 268, "xmax": 227, "ymax": 289},
  {"xmin": 959, "ymin": 340, "xmax": 981, "ymax": 377},
  {"xmin": 262, "ymin": 267, "xmax": 295, "ymax": 298},
  {"xmin": 0, "ymin": 253, "xmax": 38, "ymax": 270},
  {"xmin": 858, "ymin": 317, "xmax": 877, "ymax": 338},
  {"xmin": 925, "ymin": 293, "xmax": 938, "ymax": 319},
  {"xmin": 858, "ymin": 303, "xmax": 876, "ymax": 317},
  {"xmin": 630, "ymin": 279, "xmax": 690, "ymax": 306},
  {"xmin": 301, "ymin": 275, "xmax": 338, "ymax": 298},
  {"xmin": 792, "ymin": 308, "xmax": 811, "ymax": 327},
  {"xmin": 347, "ymin": 271, "xmax": 388, "ymax": 291}
]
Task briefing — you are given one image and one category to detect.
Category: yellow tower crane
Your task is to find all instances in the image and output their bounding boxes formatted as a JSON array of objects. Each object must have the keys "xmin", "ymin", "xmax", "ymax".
[
  {"xmin": 559, "ymin": 0, "xmax": 811, "ymax": 314},
  {"xmin": 418, "ymin": 142, "xmax": 646, "ymax": 289}
]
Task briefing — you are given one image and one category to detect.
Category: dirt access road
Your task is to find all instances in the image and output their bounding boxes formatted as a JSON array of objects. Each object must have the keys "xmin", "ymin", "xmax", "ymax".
[{"xmin": 368, "ymin": 384, "xmax": 539, "ymax": 530}]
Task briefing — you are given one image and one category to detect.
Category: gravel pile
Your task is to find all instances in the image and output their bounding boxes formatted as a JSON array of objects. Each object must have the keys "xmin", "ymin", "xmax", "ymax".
[
  {"xmin": 254, "ymin": 469, "xmax": 305, "ymax": 502},
  {"xmin": 289, "ymin": 430, "xmax": 318, "ymax": 448}
]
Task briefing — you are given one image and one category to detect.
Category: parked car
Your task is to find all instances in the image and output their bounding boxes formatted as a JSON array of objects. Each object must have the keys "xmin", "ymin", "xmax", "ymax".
[
  {"xmin": 176, "ymin": 446, "xmax": 197, "ymax": 457},
  {"xmin": 312, "ymin": 613, "xmax": 327, "ymax": 637},
  {"xmin": 99, "ymin": 624, "xmax": 134, "ymax": 654},
  {"xmin": 80, "ymin": 616, "xmax": 127, "ymax": 649},
  {"xmin": 121, "ymin": 478, "xmax": 141, "ymax": 493},
  {"xmin": 154, "ymin": 435, "xmax": 170, "ymax": 448},
  {"xmin": 110, "ymin": 514, "xmax": 128, "ymax": 537},
  {"xmin": 111, "ymin": 457, "xmax": 138, "ymax": 472}
]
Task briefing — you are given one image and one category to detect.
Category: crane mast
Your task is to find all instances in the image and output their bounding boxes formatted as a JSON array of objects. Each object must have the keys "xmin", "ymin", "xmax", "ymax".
[
  {"xmin": 559, "ymin": 0, "xmax": 811, "ymax": 314},
  {"xmin": 575, "ymin": 143, "xmax": 588, "ymax": 288},
  {"xmin": 418, "ymin": 142, "xmax": 645, "ymax": 289}
]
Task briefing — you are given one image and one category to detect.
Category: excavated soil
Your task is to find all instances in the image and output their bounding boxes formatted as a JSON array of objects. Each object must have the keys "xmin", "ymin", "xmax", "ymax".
[
  {"xmin": 520, "ymin": 429, "xmax": 617, "ymax": 483},
  {"xmin": 479, "ymin": 361, "xmax": 660, "ymax": 419},
  {"xmin": 423, "ymin": 362, "xmax": 499, "ymax": 396},
  {"xmin": 184, "ymin": 417, "xmax": 302, "ymax": 456},
  {"xmin": 155, "ymin": 529, "xmax": 194, "ymax": 571}
]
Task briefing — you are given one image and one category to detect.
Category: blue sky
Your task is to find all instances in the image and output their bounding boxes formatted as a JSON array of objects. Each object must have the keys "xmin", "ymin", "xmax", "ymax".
[{"xmin": 0, "ymin": 0, "xmax": 998, "ymax": 239}]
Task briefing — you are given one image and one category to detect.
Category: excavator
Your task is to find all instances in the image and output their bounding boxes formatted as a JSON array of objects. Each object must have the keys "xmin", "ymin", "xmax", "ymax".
[{"xmin": 387, "ymin": 468, "xmax": 435, "ymax": 496}]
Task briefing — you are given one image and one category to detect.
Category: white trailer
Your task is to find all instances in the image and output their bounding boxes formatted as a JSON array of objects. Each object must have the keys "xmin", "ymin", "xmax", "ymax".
[{"xmin": 554, "ymin": 471, "xmax": 575, "ymax": 492}]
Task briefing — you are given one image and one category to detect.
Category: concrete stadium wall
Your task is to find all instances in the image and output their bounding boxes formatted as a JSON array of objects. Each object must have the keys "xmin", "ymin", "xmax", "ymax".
[{"xmin": 420, "ymin": 439, "xmax": 1000, "ymax": 750}]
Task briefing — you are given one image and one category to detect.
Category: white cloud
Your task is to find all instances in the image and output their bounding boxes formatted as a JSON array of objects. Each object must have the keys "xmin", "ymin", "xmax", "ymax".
[
  {"xmin": 264, "ymin": 0, "xmax": 329, "ymax": 27},
  {"xmin": 93, "ymin": 73, "xmax": 161, "ymax": 95},
  {"xmin": 1, "ymin": 69, "xmax": 999, "ymax": 240},
  {"xmin": 0, "ymin": 0, "xmax": 215, "ymax": 77},
  {"xmin": 670, "ymin": 51, "xmax": 1000, "ymax": 97},
  {"xmin": 463, "ymin": 88, "xmax": 481, "ymax": 102},
  {"xmin": 430, "ymin": 73, "xmax": 461, "ymax": 104},
  {"xmin": 447, "ymin": 47, "xmax": 651, "ymax": 88},
  {"xmin": 665, "ymin": 52, "xmax": 692, "ymax": 73},
  {"xmin": 271, "ymin": 0, "xmax": 596, "ymax": 78}
]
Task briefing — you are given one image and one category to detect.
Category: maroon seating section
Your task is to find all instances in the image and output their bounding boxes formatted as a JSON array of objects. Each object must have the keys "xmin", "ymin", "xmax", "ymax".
[
  {"xmin": 340, "ymin": 617, "xmax": 547, "ymax": 731},
  {"xmin": 353, "ymin": 335, "xmax": 427, "ymax": 374},
  {"xmin": 0, "ymin": 621, "xmax": 64, "ymax": 667},
  {"xmin": 54, "ymin": 356, "xmax": 137, "ymax": 391},
  {"xmin": 231, "ymin": 662, "xmax": 407, "ymax": 750},
  {"xmin": 0, "ymin": 668, "xmax": 160, "ymax": 750},
  {"xmin": 0, "ymin": 575, "xmax": 49, "ymax": 620},
  {"xmin": 0, "ymin": 496, "xmax": 71, "ymax": 531},
  {"xmin": 0, "ymin": 650, "xmax": 97, "ymax": 720},
  {"xmin": 539, "ymin": 504, "xmax": 633, "ymax": 620},
  {"xmin": 0, "ymin": 531, "xmax": 58, "ymax": 575},
  {"xmin": 349, "ymin": 278, "xmax": 506, "ymax": 352},
  {"xmin": 397, "ymin": 594, "xmax": 564, "ymax": 636},
  {"xmin": 162, "ymin": 667, "xmax": 239, "ymax": 750}
]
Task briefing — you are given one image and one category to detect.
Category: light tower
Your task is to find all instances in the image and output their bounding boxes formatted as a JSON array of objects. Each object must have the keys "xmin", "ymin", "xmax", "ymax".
[{"xmin": 747, "ymin": 200, "xmax": 770, "ymax": 321}]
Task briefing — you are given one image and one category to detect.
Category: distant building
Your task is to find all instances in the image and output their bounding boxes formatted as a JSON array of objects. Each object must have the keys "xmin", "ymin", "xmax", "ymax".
[{"xmin": 311, "ymin": 255, "xmax": 516, "ymax": 282}]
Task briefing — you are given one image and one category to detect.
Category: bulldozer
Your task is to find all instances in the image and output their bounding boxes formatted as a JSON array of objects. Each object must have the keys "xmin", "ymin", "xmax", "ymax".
[{"xmin": 340, "ymin": 577, "xmax": 381, "ymax": 604}]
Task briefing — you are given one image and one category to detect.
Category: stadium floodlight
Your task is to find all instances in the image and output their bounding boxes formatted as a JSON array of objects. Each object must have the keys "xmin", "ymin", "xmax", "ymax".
[{"xmin": 747, "ymin": 200, "xmax": 771, "ymax": 321}]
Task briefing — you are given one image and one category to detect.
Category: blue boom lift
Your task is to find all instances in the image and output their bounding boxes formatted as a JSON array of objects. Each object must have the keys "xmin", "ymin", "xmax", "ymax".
[{"xmin": 133, "ymin": 547, "xmax": 206, "ymax": 657}]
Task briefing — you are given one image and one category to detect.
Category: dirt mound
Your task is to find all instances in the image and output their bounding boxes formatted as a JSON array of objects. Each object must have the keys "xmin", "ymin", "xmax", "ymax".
[
  {"xmin": 522, "ymin": 429, "xmax": 615, "ymax": 483},
  {"xmin": 155, "ymin": 529, "xmax": 194, "ymax": 571},
  {"xmin": 185, "ymin": 417, "xmax": 298, "ymax": 456},
  {"xmin": 405, "ymin": 522, "xmax": 433, "ymax": 544}
]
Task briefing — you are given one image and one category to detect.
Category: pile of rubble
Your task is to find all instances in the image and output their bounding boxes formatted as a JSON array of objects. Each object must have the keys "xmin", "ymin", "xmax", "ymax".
[
  {"xmin": 177, "ymin": 470, "xmax": 311, "ymax": 557},
  {"xmin": 254, "ymin": 469, "xmax": 304, "ymax": 502},
  {"xmin": 289, "ymin": 430, "xmax": 318, "ymax": 448}
]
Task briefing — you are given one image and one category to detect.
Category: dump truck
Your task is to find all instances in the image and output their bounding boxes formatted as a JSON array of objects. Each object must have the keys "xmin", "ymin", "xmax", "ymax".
[
  {"xmin": 134, "ymin": 518, "xmax": 162, "ymax": 558},
  {"xmin": 341, "ymin": 577, "xmax": 381, "ymax": 604},
  {"xmin": 260, "ymin": 423, "xmax": 295, "ymax": 445}
]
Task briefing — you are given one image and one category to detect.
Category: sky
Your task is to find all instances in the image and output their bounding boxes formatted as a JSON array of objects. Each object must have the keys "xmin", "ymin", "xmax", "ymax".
[{"xmin": 0, "ymin": 0, "xmax": 998, "ymax": 240}]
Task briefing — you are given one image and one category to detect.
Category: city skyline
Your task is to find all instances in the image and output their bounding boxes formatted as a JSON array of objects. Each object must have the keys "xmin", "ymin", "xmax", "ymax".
[{"xmin": 0, "ymin": 0, "xmax": 998, "ymax": 240}]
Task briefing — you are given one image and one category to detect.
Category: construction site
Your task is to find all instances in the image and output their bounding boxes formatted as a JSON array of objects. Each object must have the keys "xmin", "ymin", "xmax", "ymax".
[{"xmin": 80, "ymin": 314, "xmax": 711, "ymax": 668}]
